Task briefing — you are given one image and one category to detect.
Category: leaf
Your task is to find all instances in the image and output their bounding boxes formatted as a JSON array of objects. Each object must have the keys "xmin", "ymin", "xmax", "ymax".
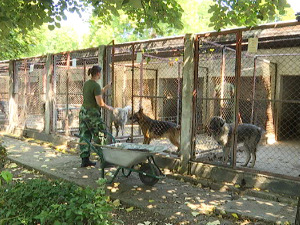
[
  {"xmin": 55, "ymin": 22, "xmax": 61, "ymax": 28},
  {"xmin": 128, "ymin": 0, "xmax": 142, "ymax": 8},
  {"xmin": 234, "ymin": 184, "xmax": 240, "ymax": 188},
  {"xmin": 113, "ymin": 199, "xmax": 121, "ymax": 207},
  {"xmin": 1, "ymin": 171, "xmax": 13, "ymax": 183},
  {"xmin": 232, "ymin": 213, "xmax": 239, "ymax": 219},
  {"xmin": 206, "ymin": 220, "xmax": 221, "ymax": 225},
  {"xmin": 48, "ymin": 24, "xmax": 55, "ymax": 30},
  {"xmin": 126, "ymin": 207, "xmax": 134, "ymax": 212},
  {"xmin": 191, "ymin": 211, "xmax": 200, "ymax": 217},
  {"xmin": 148, "ymin": 199, "xmax": 154, "ymax": 203},
  {"xmin": 8, "ymin": 163, "xmax": 18, "ymax": 168}
]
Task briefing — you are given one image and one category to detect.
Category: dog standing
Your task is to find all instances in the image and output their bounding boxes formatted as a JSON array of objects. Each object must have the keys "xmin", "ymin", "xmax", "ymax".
[
  {"xmin": 131, "ymin": 108, "xmax": 180, "ymax": 152},
  {"xmin": 208, "ymin": 116, "xmax": 262, "ymax": 168},
  {"xmin": 112, "ymin": 105, "xmax": 132, "ymax": 136}
]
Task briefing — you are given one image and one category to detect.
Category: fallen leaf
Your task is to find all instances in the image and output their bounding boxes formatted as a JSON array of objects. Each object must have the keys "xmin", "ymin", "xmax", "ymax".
[
  {"xmin": 234, "ymin": 184, "xmax": 240, "ymax": 188},
  {"xmin": 206, "ymin": 220, "xmax": 221, "ymax": 225},
  {"xmin": 126, "ymin": 207, "xmax": 134, "ymax": 212},
  {"xmin": 144, "ymin": 221, "xmax": 151, "ymax": 225},
  {"xmin": 149, "ymin": 199, "xmax": 155, "ymax": 203},
  {"xmin": 113, "ymin": 199, "xmax": 121, "ymax": 207},
  {"xmin": 8, "ymin": 163, "xmax": 18, "ymax": 168},
  {"xmin": 191, "ymin": 211, "xmax": 200, "ymax": 217},
  {"xmin": 232, "ymin": 213, "xmax": 239, "ymax": 219}
]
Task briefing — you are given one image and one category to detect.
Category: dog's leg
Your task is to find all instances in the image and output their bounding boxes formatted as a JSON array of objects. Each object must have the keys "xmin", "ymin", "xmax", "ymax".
[
  {"xmin": 115, "ymin": 124, "xmax": 119, "ymax": 137},
  {"xmin": 121, "ymin": 123, "xmax": 125, "ymax": 136},
  {"xmin": 223, "ymin": 146, "xmax": 230, "ymax": 165},
  {"xmin": 249, "ymin": 149, "xmax": 256, "ymax": 168},
  {"xmin": 242, "ymin": 145, "xmax": 251, "ymax": 167},
  {"xmin": 169, "ymin": 136, "xmax": 180, "ymax": 153},
  {"xmin": 143, "ymin": 137, "xmax": 151, "ymax": 144}
]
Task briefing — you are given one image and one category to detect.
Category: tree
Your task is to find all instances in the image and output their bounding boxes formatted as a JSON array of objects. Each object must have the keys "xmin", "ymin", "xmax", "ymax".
[
  {"xmin": 208, "ymin": 0, "xmax": 290, "ymax": 31},
  {"xmin": 0, "ymin": 0, "xmax": 294, "ymax": 60},
  {"xmin": 0, "ymin": 0, "xmax": 183, "ymax": 60},
  {"xmin": 23, "ymin": 25, "xmax": 80, "ymax": 58}
]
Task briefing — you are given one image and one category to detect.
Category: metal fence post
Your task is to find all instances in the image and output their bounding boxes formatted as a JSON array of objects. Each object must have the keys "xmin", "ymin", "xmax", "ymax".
[
  {"xmin": 179, "ymin": 33, "xmax": 195, "ymax": 173},
  {"xmin": 232, "ymin": 30, "xmax": 243, "ymax": 168}
]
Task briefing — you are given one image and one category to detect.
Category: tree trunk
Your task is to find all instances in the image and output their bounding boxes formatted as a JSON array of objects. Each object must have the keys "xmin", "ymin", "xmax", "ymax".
[{"xmin": 296, "ymin": 197, "xmax": 300, "ymax": 225}]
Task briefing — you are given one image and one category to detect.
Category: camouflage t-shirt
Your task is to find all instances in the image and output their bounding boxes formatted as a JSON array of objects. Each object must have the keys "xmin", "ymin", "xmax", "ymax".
[{"xmin": 82, "ymin": 80, "xmax": 102, "ymax": 109}]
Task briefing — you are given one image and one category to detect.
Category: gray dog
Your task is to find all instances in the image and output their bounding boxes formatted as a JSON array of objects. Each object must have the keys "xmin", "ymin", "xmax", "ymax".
[
  {"xmin": 112, "ymin": 105, "xmax": 132, "ymax": 137},
  {"xmin": 208, "ymin": 116, "xmax": 262, "ymax": 168}
]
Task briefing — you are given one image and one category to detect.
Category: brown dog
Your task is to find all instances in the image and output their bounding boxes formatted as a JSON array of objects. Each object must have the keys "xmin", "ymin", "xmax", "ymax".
[{"xmin": 131, "ymin": 108, "xmax": 180, "ymax": 152}]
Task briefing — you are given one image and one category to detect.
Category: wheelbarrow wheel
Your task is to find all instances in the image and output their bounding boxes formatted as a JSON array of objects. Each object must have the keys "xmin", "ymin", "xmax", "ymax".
[{"xmin": 139, "ymin": 163, "xmax": 160, "ymax": 186}]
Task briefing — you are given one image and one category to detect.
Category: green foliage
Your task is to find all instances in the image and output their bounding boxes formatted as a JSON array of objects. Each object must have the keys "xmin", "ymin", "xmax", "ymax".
[
  {"xmin": 0, "ymin": 0, "xmax": 83, "ymax": 35},
  {"xmin": 208, "ymin": 0, "xmax": 291, "ymax": 31},
  {"xmin": 0, "ymin": 0, "xmax": 295, "ymax": 59},
  {"xmin": 0, "ymin": 139, "xmax": 7, "ymax": 169},
  {"xmin": 0, "ymin": 0, "xmax": 183, "ymax": 60},
  {"xmin": 91, "ymin": 0, "xmax": 183, "ymax": 36},
  {"xmin": 0, "ymin": 179, "xmax": 115, "ymax": 225},
  {"xmin": 24, "ymin": 25, "xmax": 80, "ymax": 57},
  {"xmin": 0, "ymin": 171, "xmax": 13, "ymax": 186}
]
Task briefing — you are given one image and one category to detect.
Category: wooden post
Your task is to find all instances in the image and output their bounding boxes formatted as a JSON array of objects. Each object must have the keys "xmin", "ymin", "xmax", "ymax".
[
  {"xmin": 44, "ymin": 54, "xmax": 53, "ymax": 134},
  {"xmin": 7, "ymin": 61, "xmax": 18, "ymax": 133},
  {"xmin": 179, "ymin": 34, "xmax": 195, "ymax": 174}
]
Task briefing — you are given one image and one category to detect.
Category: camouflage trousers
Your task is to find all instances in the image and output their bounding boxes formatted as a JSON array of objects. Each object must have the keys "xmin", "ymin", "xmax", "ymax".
[{"xmin": 79, "ymin": 106, "xmax": 107, "ymax": 158}]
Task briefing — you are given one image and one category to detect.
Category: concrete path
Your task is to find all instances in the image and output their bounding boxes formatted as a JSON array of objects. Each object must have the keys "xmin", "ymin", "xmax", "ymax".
[{"xmin": 1, "ymin": 135, "xmax": 297, "ymax": 224}]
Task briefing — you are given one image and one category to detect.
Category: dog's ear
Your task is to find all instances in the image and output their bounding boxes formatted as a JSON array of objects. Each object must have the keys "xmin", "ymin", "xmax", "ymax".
[{"xmin": 139, "ymin": 107, "xmax": 143, "ymax": 113}]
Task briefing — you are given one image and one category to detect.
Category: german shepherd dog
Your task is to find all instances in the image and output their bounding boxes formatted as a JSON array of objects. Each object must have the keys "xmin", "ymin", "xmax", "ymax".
[
  {"xmin": 131, "ymin": 108, "xmax": 180, "ymax": 152},
  {"xmin": 208, "ymin": 116, "xmax": 262, "ymax": 168}
]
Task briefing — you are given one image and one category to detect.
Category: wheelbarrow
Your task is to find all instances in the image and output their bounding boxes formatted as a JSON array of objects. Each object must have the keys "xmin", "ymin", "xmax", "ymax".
[{"xmin": 75, "ymin": 134, "xmax": 166, "ymax": 186}]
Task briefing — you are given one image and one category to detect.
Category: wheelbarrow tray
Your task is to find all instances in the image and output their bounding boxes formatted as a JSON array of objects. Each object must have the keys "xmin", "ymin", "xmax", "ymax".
[{"xmin": 101, "ymin": 143, "xmax": 167, "ymax": 167}]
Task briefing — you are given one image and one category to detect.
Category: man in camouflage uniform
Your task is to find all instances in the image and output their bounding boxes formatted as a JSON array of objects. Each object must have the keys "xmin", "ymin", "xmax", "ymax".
[{"xmin": 79, "ymin": 65, "xmax": 114, "ymax": 167}]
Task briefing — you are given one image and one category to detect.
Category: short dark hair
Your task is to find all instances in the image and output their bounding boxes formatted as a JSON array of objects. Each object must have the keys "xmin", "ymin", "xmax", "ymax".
[{"xmin": 88, "ymin": 65, "xmax": 102, "ymax": 76}]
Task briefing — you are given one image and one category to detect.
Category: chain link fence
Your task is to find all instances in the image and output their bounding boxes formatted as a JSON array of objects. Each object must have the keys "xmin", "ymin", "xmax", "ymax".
[
  {"xmin": 193, "ymin": 23, "xmax": 300, "ymax": 179},
  {"xmin": 112, "ymin": 38, "xmax": 184, "ymax": 152},
  {"xmin": 53, "ymin": 49, "xmax": 99, "ymax": 135},
  {"xmin": 14, "ymin": 57, "xmax": 47, "ymax": 131}
]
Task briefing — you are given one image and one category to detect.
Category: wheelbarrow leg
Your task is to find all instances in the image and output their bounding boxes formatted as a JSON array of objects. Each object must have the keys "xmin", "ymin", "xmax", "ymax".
[
  {"xmin": 107, "ymin": 167, "xmax": 122, "ymax": 184},
  {"xmin": 100, "ymin": 163, "xmax": 105, "ymax": 178}
]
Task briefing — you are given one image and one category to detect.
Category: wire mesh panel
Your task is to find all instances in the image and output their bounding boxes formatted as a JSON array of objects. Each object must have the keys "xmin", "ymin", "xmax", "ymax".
[
  {"xmin": 194, "ymin": 32, "xmax": 238, "ymax": 165},
  {"xmin": 194, "ymin": 23, "xmax": 300, "ymax": 180},
  {"xmin": 0, "ymin": 62, "xmax": 9, "ymax": 126},
  {"xmin": 238, "ymin": 24, "xmax": 300, "ymax": 178},
  {"xmin": 112, "ymin": 37, "xmax": 184, "ymax": 153},
  {"xmin": 53, "ymin": 48, "xmax": 99, "ymax": 135},
  {"xmin": 15, "ymin": 57, "xmax": 46, "ymax": 131}
]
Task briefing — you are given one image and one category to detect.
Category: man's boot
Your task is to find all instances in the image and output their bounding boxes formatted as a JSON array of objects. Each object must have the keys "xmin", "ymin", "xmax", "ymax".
[{"xmin": 81, "ymin": 157, "xmax": 96, "ymax": 167}]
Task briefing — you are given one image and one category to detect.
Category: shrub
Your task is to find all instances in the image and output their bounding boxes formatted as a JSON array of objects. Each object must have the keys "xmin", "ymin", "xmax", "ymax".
[
  {"xmin": 0, "ymin": 138, "xmax": 7, "ymax": 169},
  {"xmin": 0, "ymin": 179, "xmax": 116, "ymax": 225}
]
